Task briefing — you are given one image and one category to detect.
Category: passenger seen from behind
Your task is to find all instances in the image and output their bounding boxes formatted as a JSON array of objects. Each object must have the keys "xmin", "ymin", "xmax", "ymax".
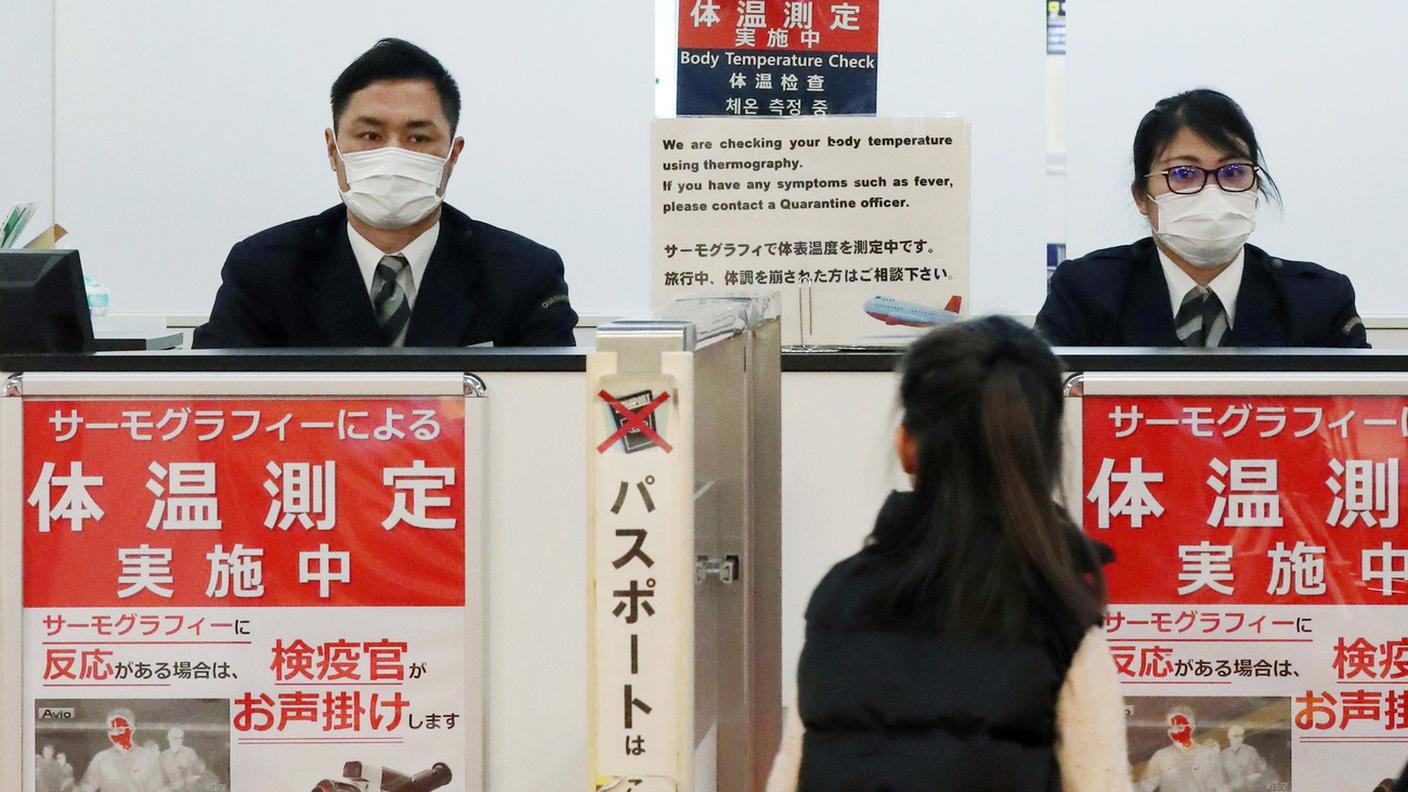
[{"xmin": 767, "ymin": 316, "xmax": 1131, "ymax": 792}]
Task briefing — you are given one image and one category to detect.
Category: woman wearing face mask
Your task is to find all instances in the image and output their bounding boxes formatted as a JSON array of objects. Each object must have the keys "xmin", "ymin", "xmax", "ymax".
[{"xmin": 1036, "ymin": 88, "xmax": 1369, "ymax": 348}]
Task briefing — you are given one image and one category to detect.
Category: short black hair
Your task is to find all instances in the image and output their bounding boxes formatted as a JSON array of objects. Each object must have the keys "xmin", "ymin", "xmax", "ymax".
[
  {"xmin": 1131, "ymin": 88, "xmax": 1280, "ymax": 206},
  {"xmin": 331, "ymin": 38, "xmax": 461, "ymax": 133}
]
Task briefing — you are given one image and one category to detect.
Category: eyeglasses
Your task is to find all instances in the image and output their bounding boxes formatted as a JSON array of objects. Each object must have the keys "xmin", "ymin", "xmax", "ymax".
[{"xmin": 1146, "ymin": 163, "xmax": 1259, "ymax": 195}]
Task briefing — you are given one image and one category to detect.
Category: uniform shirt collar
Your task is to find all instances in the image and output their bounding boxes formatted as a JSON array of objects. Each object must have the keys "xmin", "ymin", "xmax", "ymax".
[
  {"xmin": 347, "ymin": 221, "xmax": 440, "ymax": 309},
  {"xmin": 1157, "ymin": 244, "xmax": 1244, "ymax": 329}
]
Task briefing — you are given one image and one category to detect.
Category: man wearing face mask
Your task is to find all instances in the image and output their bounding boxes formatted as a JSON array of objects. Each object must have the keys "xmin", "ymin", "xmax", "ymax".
[
  {"xmin": 159, "ymin": 727, "xmax": 210, "ymax": 792},
  {"xmin": 194, "ymin": 38, "xmax": 578, "ymax": 348},
  {"xmin": 1037, "ymin": 89, "xmax": 1368, "ymax": 348},
  {"xmin": 77, "ymin": 709, "xmax": 163, "ymax": 792},
  {"xmin": 1136, "ymin": 707, "xmax": 1232, "ymax": 792},
  {"xmin": 1218, "ymin": 725, "xmax": 1278, "ymax": 792}
]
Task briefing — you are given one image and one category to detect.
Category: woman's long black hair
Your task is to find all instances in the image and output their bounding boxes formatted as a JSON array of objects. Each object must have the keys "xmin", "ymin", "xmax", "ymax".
[{"xmin": 876, "ymin": 316, "xmax": 1106, "ymax": 642}]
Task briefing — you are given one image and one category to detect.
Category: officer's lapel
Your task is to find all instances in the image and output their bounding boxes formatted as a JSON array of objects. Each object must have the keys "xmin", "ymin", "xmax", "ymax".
[
  {"xmin": 1123, "ymin": 243, "xmax": 1181, "ymax": 346},
  {"xmin": 309, "ymin": 216, "xmax": 382, "ymax": 347},
  {"xmin": 1222, "ymin": 249, "xmax": 1285, "ymax": 347},
  {"xmin": 405, "ymin": 211, "xmax": 481, "ymax": 346}
]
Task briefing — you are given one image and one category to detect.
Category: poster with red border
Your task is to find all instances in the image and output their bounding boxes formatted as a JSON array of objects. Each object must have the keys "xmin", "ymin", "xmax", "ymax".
[
  {"xmin": 677, "ymin": 0, "xmax": 879, "ymax": 116},
  {"xmin": 1083, "ymin": 393, "xmax": 1408, "ymax": 789},
  {"xmin": 20, "ymin": 396, "xmax": 469, "ymax": 792}
]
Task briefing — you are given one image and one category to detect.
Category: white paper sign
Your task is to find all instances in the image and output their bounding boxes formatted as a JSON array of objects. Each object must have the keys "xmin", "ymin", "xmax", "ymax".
[
  {"xmin": 651, "ymin": 116, "xmax": 970, "ymax": 345},
  {"xmin": 592, "ymin": 378, "xmax": 683, "ymax": 785}
]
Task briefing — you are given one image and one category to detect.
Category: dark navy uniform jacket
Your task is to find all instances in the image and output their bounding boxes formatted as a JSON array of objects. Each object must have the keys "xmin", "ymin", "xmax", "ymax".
[
  {"xmin": 1036, "ymin": 237, "xmax": 1368, "ymax": 348},
  {"xmin": 796, "ymin": 492, "xmax": 1105, "ymax": 792},
  {"xmin": 194, "ymin": 204, "xmax": 577, "ymax": 348}
]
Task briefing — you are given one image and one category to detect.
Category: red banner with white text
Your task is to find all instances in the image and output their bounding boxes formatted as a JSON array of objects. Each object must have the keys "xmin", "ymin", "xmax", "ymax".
[
  {"xmin": 1084, "ymin": 394, "xmax": 1408, "ymax": 790},
  {"xmin": 21, "ymin": 397, "xmax": 468, "ymax": 792}
]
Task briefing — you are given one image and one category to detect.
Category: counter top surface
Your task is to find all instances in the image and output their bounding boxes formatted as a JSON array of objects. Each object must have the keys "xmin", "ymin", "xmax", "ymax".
[{"xmin": 2, "ymin": 347, "xmax": 1405, "ymax": 375}]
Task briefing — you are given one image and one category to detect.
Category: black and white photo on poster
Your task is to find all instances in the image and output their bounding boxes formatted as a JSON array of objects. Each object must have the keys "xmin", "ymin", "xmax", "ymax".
[
  {"xmin": 1127, "ymin": 695, "xmax": 1289, "ymax": 792},
  {"xmin": 34, "ymin": 698, "xmax": 229, "ymax": 792}
]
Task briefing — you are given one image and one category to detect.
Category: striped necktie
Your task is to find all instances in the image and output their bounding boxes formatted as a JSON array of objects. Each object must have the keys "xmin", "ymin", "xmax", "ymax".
[
  {"xmin": 1174, "ymin": 285, "xmax": 1228, "ymax": 347},
  {"xmin": 371, "ymin": 254, "xmax": 411, "ymax": 347}
]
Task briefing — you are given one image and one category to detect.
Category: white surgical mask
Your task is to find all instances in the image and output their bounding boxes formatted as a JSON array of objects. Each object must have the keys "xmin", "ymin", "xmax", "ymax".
[
  {"xmin": 336, "ymin": 142, "xmax": 452, "ymax": 229},
  {"xmin": 1150, "ymin": 188, "xmax": 1257, "ymax": 269}
]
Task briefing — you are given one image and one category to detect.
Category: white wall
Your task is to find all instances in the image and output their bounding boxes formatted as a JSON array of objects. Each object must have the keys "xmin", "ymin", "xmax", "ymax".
[
  {"xmin": 1, "ymin": 0, "xmax": 54, "ymax": 246},
  {"xmin": 482, "ymin": 372, "xmax": 587, "ymax": 790},
  {"xmin": 779, "ymin": 372, "xmax": 905, "ymax": 703},
  {"xmin": 1066, "ymin": 0, "xmax": 1408, "ymax": 318},
  {"xmin": 27, "ymin": 2, "xmax": 1408, "ymax": 322},
  {"xmin": 52, "ymin": 0, "xmax": 652, "ymax": 318},
  {"xmin": 51, "ymin": 1, "xmax": 1045, "ymax": 323},
  {"xmin": 877, "ymin": 3, "xmax": 1048, "ymax": 316}
]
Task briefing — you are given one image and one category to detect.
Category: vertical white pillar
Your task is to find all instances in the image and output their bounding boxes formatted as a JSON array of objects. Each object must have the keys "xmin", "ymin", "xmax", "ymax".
[{"xmin": 0, "ymin": 0, "xmax": 55, "ymax": 243}]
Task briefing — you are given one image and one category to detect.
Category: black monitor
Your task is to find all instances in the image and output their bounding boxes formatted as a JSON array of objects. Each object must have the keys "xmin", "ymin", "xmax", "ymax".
[{"xmin": 0, "ymin": 249, "xmax": 95, "ymax": 353}]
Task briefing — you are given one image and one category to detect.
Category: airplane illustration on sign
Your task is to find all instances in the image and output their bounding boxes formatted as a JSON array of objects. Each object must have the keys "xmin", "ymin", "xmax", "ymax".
[{"xmin": 863, "ymin": 295, "xmax": 962, "ymax": 327}]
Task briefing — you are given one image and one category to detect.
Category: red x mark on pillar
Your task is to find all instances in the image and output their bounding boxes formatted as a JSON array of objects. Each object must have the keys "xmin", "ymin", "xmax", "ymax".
[{"xmin": 597, "ymin": 390, "xmax": 673, "ymax": 453}]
